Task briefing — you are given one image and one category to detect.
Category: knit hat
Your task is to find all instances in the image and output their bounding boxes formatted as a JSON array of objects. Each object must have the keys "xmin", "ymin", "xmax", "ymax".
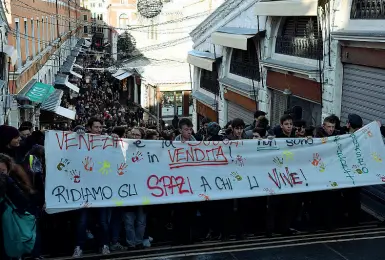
[
  {"xmin": 207, "ymin": 122, "xmax": 221, "ymax": 137},
  {"xmin": 0, "ymin": 125, "xmax": 20, "ymax": 147}
]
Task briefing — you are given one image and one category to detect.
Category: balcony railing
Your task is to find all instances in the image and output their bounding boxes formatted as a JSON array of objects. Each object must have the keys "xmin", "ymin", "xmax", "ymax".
[
  {"xmin": 275, "ymin": 36, "xmax": 323, "ymax": 60},
  {"xmin": 351, "ymin": 0, "xmax": 385, "ymax": 19}
]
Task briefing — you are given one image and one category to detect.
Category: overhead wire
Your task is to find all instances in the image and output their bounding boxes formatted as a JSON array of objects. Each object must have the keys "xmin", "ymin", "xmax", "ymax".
[{"xmin": 11, "ymin": 0, "xmax": 210, "ymax": 32}]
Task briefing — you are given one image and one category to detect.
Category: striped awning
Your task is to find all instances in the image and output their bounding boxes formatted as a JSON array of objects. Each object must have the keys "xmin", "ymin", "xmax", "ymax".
[
  {"xmin": 41, "ymin": 89, "xmax": 64, "ymax": 112},
  {"xmin": 54, "ymin": 74, "xmax": 80, "ymax": 93},
  {"xmin": 16, "ymin": 79, "xmax": 56, "ymax": 103}
]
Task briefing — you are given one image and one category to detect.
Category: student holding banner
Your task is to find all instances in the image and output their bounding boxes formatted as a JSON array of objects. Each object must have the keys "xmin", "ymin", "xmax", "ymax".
[
  {"xmin": 266, "ymin": 114, "xmax": 298, "ymax": 236},
  {"xmin": 73, "ymin": 118, "xmax": 111, "ymax": 257},
  {"xmin": 312, "ymin": 115, "xmax": 342, "ymax": 230}
]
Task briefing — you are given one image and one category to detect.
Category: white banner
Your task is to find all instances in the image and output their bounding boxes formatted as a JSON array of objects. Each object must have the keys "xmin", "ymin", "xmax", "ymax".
[{"xmin": 45, "ymin": 122, "xmax": 385, "ymax": 214}]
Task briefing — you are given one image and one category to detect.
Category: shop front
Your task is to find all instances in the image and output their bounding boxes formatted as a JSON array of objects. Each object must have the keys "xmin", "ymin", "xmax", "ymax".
[
  {"xmin": 266, "ymin": 70, "xmax": 322, "ymax": 126},
  {"xmin": 196, "ymin": 100, "xmax": 218, "ymax": 128}
]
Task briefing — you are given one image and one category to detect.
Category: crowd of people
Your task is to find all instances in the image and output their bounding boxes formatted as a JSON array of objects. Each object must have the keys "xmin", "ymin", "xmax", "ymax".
[
  {"xmin": 2, "ymin": 52, "xmax": 385, "ymax": 260},
  {"xmin": 2, "ymin": 101, "xmax": 385, "ymax": 259}
]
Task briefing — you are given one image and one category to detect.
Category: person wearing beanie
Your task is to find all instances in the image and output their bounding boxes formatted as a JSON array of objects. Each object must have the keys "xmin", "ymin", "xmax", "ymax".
[
  {"xmin": 206, "ymin": 122, "xmax": 222, "ymax": 141},
  {"xmin": 347, "ymin": 114, "xmax": 363, "ymax": 133},
  {"xmin": 0, "ymin": 125, "xmax": 21, "ymax": 160}
]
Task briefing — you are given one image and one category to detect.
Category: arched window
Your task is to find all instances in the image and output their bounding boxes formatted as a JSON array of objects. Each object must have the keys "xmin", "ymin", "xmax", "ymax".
[
  {"xmin": 275, "ymin": 16, "xmax": 323, "ymax": 60},
  {"xmin": 119, "ymin": 14, "xmax": 129, "ymax": 29}
]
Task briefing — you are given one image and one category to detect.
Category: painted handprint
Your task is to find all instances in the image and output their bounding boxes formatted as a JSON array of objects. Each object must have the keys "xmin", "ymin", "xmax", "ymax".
[
  {"xmin": 321, "ymin": 137, "xmax": 328, "ymax": 144},
  {"xmin": 235, "ymin": 155, "xmax": 245, "ymax": 167},
  {"xmin": 142, "ymin": 197, "xmax": 151, "ymax": 205},
  {"xmin": 328, "ymin": 181, "xmax": 338, "ymax": 187},
  {"xmin": 99, "ymin": 160, "xmax": 112, "ymax": 175},
  {"xmin": 82, "ymin": 156, "xmax": 94, "ymax": 172},
  {"xmin": 352, "ymin": 165, "xmax": 363, "ymax": 174},
  {"xmin": 372, "ymin": 152, "xmax": 382, "ymax": 163},
  {"xmin": 376, "ymin": 174, "xmax": 385, "ymax": 182},
  {"xmin": 311, "ymin": 153, "xmax": 321, "ymax": 166},
  {"xmin": 80, "ymin": 201, "xmax": 92, "ymax": 208},
  {"xmin": 319, "ymin": 162, "xmax": 326, "ymax": 172},
  {"xmin": 263, "ymin": 188, "xmax": 275, "ymax": 195},
  {"xmin": 113, "ymin": 199, "xmax": 124, "ymax": 207},
  {"xmin": 230, "ymin": 171, "xmax": 242, "ymax": 181},
  {"xmin": 283, "ymin": 150, "xmax": 294, "ymax": 160},
  {"xmin": 117, "ymin": 163, "xmax": 128, "ymax": 176},
  {"xmin": 273, "ymin": 156, "xmax": 283, "ymax": 167},
  {"xmin": 199, "ymin": 194, "xmax": 210, "ymax": 201},
  {"xmin": 57, "ymin": 158, "xmax": 70, "ymax": 172},
  {"xmin": 131, "ymin": 151, "xmax": 143, "ymax": 163},
  {"xmin": 70, "ymin": 170, "xmax": 81, "ymax": 183},
  {"xmin": 367, "ymin": 130, "xmax": 373, "ymax": 138}
]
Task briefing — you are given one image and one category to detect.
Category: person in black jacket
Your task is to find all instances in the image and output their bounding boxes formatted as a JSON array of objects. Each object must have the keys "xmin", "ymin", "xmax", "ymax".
[
  {"xmin": 266, "ymin": 114, "xmax": 297, "ymax": 236},
  {"xmin": 0, "ymin": 153, "xmax": 32, "ymax": 259}
]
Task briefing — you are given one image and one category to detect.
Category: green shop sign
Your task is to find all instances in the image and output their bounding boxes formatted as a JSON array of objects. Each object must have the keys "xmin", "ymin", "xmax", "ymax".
[{"xmin": 25, "ymin": 82, "xmax": 55, "ymax": 103}]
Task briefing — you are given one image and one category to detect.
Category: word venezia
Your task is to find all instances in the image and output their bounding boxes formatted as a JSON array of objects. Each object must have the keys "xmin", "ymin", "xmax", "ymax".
[
  {"xmin": 51, "ymin": 184, "xmax": 138, "ymax": 203},
  {"xmin": 55, "ymin": 132, "xmax": 126, "ymax": 151}
]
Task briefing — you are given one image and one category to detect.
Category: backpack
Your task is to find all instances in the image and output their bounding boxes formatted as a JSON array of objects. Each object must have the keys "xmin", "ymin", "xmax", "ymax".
[{"xmin": 0, "ymin": 196, "xmax": 36, "ymax": 257}]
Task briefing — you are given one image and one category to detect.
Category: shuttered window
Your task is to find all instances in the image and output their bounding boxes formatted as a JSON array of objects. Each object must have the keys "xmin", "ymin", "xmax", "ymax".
[
  {"xmin": 200, "ymin": 66, "xmax": 219, "ymax": 95},
  {"xmin": 275, "ymin": 16, "xmax": 323, "ymax": 60},
  {"xmin": 229, "ymin": 40, "xmax": 260, "ymax": 81},
  {"xmin": 270, "ymin": 90, "xmax": 287, "ymax": 127}
]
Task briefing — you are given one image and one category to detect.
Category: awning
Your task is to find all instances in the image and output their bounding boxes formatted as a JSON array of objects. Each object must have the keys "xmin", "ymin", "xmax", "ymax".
[
  {"xmin": 70, "ymin": 70, "xmax": 83, "ymax": 79},
  {"xmin": 54, "ymin": 74, "xmax": 80, "ymax": 93},
  {"xmin": 61, "ymin": 56, "xmax": 76, "ymax": 74},
  {"xmin": 211, "ymin": 27, "xmax": 265, "ymax": 50},
  {"xmin": 73, "ymin": 63, "xmax": 83, "ymax": 69},
  {"xmin": 41, "ymin": 89, "xmax": 63, "ymax": 112},
  {"xmin": 112, "ymin": 69, "xmax": 125, "ymax": 77},
  {"xmin": 187, "ymin": 50, "xmax": 222, "ymax": 71},
  {"xmin": 55, "ymin": 106, "xmax": 76, "ymax": 120},
  {"xmin": 1, "ymin": 45, "xmax": 18, "ymax": 66},
  {"xmin": 191, "ymin": 90, "xmax": 217, "ymax": 109},
  {"xmin": 254, "ymin": 0, "xmax": 318, "ymax": 16},
  {"xmin": 16, "ymin": 79, "xmax": 55, "ymax": 103},
  {"xmin": 71, "ymin": 48, "xmax": 81, "ymax": 57},
  {"xmin": 115, "ymin": 72, "xmax": 132, "ymax": 80},
  {"xmin": 65, "ymin": 81, "xmax": 80, "ymax": 92}
]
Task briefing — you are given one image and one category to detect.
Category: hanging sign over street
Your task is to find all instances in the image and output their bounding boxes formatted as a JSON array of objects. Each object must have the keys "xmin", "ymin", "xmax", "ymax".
[{"xmin": 45, "ymin": 122, "xmax": 385, "ymax": 214}]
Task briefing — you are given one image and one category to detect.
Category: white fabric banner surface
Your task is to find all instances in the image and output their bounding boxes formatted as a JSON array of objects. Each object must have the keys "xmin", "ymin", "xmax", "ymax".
[{"xmin": 45, "ymin": 122, "xmax": 385, "ymax": 214}]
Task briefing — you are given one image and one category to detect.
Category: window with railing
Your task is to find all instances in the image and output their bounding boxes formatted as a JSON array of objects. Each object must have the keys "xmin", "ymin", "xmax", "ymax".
[
  {"xmin": 275, "ymin": 16, "xmax": 323, "ymax": 60},
  {"xmin": 350, "ymin": 0, "xmax": 385, "ymax": 19},
  {"xmin": 200, "ymin": 66, "xmax": 219, "ymax": 95},
  {"xmin": 229, "ymin": 40, "xmax": 260, "ymax": 81}
]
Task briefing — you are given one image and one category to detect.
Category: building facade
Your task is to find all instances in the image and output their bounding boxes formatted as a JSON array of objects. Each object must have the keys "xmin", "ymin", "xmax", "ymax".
[
  {"xmin": 111, "ymin": 0, "xmax": 224, "ymax": 125},
  {"xmin": 4, "ymin": 0, "xmax": 85, "ymax": 127},
  {"xmin": 188, "ymin": 0, "xmax": 340, "ymax": 131}
]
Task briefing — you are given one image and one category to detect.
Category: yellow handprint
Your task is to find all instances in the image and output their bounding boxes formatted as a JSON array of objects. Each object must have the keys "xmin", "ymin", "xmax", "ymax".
[
  {"xmin": 142, "ymin": 197, "xmax": 151, "ymax": 205},
  {"xmin": 319, "ymin": 162, "xmax": 326, "ymax": 172},
  {"xmin": 372, "ymin": 152, "xmax": 382, "ymax": 163},
  {"xmin": 283, "ymin": 150, "xmax": 294, "ymax": 160},
  {"xmin": 113, "ymin": 199, "xmax": 124, "ymax": 207},
  {"xmin": 99, "ymin": 160, "xmax": 112, "ymax": 175}
]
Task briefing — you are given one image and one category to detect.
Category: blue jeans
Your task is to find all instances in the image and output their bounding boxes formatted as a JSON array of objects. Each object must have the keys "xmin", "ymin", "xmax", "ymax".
[
  {"xmin": 110, "ymin": 208, "xmax": 123, "ymax": 244},
  {"xmin": 76, "ymin": 208, "xmax": 110, "ymax": 248},
  {"xmin": 124, "ymin": 207, "xmax": 146, "ymax": 246}
]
